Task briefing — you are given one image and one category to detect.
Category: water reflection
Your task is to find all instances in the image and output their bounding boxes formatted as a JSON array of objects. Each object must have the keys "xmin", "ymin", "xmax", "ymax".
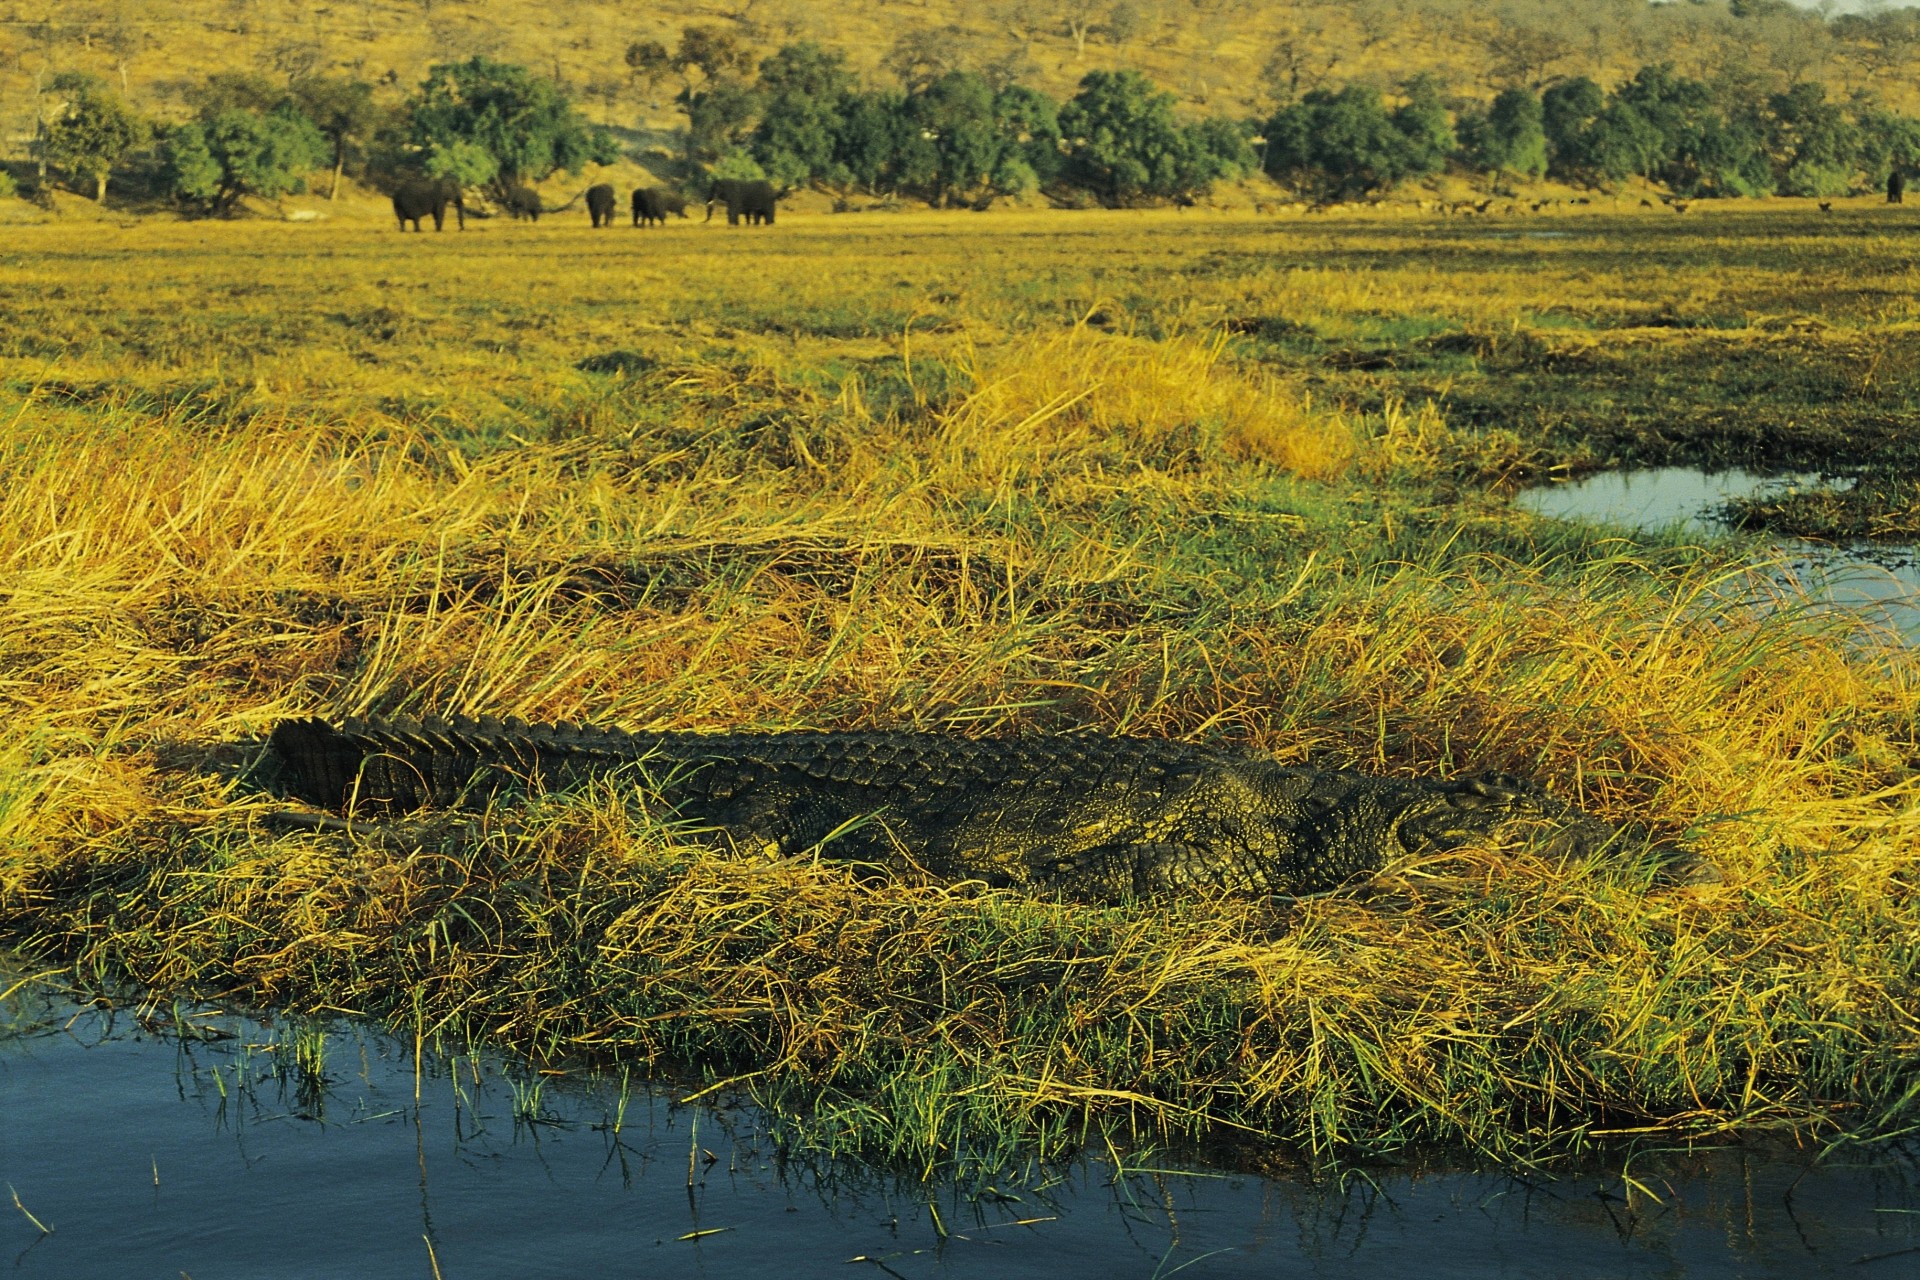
[
  {"xmin": 1516, "ymin": 467, "xmax": 1920, "ymax": 643},
  {"xmin": 3, "ymin": 988, "xmax": 1916, "ymax": 1277}
]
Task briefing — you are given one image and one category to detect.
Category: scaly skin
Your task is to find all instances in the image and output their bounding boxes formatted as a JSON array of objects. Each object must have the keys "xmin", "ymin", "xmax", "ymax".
[{"xmin": 266, "ymin": 716, "xmax": 1618, "ymax": 900}]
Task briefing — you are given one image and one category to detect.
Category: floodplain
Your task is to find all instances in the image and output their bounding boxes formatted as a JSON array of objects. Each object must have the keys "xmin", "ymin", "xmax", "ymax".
[{"xmin": 2, "ymin": 204, "xmax": 1918, "ymax": 1194}]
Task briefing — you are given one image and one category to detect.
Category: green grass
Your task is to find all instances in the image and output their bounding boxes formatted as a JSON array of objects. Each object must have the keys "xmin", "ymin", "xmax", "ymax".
[{"xmin": 1, "ymin": 208, "xmax": 1918, "ymax": 1177}]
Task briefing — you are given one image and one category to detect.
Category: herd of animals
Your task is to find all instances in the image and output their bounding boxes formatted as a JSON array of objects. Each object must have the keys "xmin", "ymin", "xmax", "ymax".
[
  {"xmin": 395, "ymin": 168, "xmax": 1913, "ymax": 232},
  {"xmin": 388, "ymin": 176, "xmax": 775, "ymax": 232}
]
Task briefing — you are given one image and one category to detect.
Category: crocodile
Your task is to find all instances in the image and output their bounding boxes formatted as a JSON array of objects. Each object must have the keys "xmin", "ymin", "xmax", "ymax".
[{"xmin": 264, "ymin": 716, "xmax": 1624, "ymax": 901}]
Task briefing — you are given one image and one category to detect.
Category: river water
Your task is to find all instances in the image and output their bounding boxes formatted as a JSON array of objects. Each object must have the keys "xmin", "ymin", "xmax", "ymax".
[
  {"xmin": 3, "ymin": 988, "xmax": 1917, "ymax": 1278},
  {"xmin": 1515, "ymin": 467, "xmax": 1920, "ymax": 643}
]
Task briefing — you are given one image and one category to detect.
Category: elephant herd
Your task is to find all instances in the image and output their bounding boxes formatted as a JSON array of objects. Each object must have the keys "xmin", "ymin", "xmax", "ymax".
[{"xmin": 391, "ymin": 177, "xmax": 777, "ymax": 232}]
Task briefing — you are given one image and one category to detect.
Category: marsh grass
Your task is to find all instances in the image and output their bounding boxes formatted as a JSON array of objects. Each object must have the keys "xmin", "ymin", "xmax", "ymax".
[{"xmin": 2, "ymin": 213, "xmax": 1918, "ymax": 1175}]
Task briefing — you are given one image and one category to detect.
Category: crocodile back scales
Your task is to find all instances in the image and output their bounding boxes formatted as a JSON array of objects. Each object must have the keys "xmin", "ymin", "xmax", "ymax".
[{"xmin": 267, "ymin": 716, "xmax": 1610, "ymax": 899}]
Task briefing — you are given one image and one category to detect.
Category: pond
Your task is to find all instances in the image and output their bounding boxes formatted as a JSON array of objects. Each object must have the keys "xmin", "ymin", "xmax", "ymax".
[
  {"xmin": 4, "ymin": 985, "xmax": 1917, "ymax": 1278},
  {"xmin": 1515, "ymin": 467, "xmax": 1920, "ymax": 643}
]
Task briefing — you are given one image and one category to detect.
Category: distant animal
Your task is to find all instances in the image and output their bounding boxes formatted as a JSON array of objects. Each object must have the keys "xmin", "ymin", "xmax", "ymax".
[
  {"xmin": 500, "ymin": 185, "xmax": 543, "ymax": 221},
  {"xmin": 1890, "ymin": 171, "xmax": 1906, "ymax": 204},
  {"xmin": 631, "ymin": 186, "xmax": 687, "ymax": 227},
  {"xmin": 585, "ymin": 183, "xmax": 617, "ymax": 227},
  {"xmin": 391, "ymin": 178, "xmax": 464, "ymax": 233},
  {"xmin": 1819, "ymin": 200, "xmax": 1833, "ymax": 213},
  {"xmin": 706, "ymin": 178, "xmax": 777, "ymax": 226},
  {"xmin": 1671, "ymin": 200, "xmax": 1690, "ymax": 213}
]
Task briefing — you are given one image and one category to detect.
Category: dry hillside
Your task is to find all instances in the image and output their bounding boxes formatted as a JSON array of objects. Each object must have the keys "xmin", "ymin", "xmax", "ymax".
[{"xmin": 2, "ymin": 0, "xmax": 1915, "ymax": 157}]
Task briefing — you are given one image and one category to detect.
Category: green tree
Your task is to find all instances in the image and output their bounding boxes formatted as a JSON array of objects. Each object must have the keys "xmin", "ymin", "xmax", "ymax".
[
  {"xmin": 288, "ymin": 75, "xmax": 379, "ymax": 200},
  {"xmin": 908, "ymin": 71, "xmax": 1004, "ymax": 204},
  {"xmin": 164, "ymin": 106, "xmax": 325, "ymax": 214},
  {"xmin": 1465, "ymin": 87, "xmax": 1548, "ymax": 180},
  {"xmin": 1176, "ymin": 117, "xmax": 1258, "ymax": 189},
  {"xmin": 749, "ymin": 43, "xmax": 855, "ymax": 186},
  {"xmin": 423, "ymin": 139, "xmax": 499, "ymax": 189},
  {"xmin": 406, "ymin": 58, "xmax": 619, "ymax": 197},
  {"xmin": 834, "ymin": 90, "xmax": 912, "ymax": 193},
  {"xmin": 1766, "ymin": 82, "xmax": 1863, "ymax": 197},
  {"xmin": 1542, "ymin": 76, "xmax": 1606, "ymax": 183},
  {"xmin": 1391, "ymin": 75, "xmax": 1456, "ymax": 175},
  {"xmin": 40, "ymin": 72, "xmax": 148, "ymax": 200},
  {"xmin": 710, "ymin": 149, "xmax": 767, "ymax": 181},
  {"xmin": 1859, "ymin": 107, "xmax": 1920, "ymax": 191},
  {"xmin": 680, "ymin": 79, "xmax": 763, "ymax": 165},
  {"xmin": 1605, "ymin": 64, "xmax": 1768, "ymax": 196},
  {"xmin": 1265, "ymin": 85, "xmax": 1436, "ymax": 199},
  {"xmin": 993, "ymin": 84, "xmax": 1063, "ymax": 185},
  {"xmin": 1059, "ymin": 69, "xmax": 1200, "ymax": 205}
]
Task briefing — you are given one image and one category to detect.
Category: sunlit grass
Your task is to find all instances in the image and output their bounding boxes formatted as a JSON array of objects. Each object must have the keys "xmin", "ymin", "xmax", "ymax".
[{"xmin": 1, "ymin": 211, "xmax": 1917, "ymax": 1174}]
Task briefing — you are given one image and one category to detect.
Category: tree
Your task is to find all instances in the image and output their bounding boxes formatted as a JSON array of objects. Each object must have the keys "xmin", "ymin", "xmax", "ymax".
[
  {"xmin": 1391, "ymin": 74, "xmax": 1456, "ymax": 175},
  {"xmin": 994, "ymin": 83, "xmax": 1063, "ymax": 186},
  {"xmin": 624, "ymin": 38, "xmax": 673, "ymax": 96},
  {"xmin": 834, "ymin": 90, "xmax": 912, "ymax": 192},
  {"xmin": 1765, "ymin": 82, "xmax": 1861, "ymax": 197},
  {"xmin": 1264, "ymin": 85, "xmax": 1438, "ymax": 199},
  {"xmin": 680, "ymin": 78, "xmax": 763, "ymax": 164},
  {"xmin": 164, "ymin": 106, "xmax": 325, "ymax": 213},
  {"xmin": 289, "ymin": 76, "xmax": 379, "ymax": 200},
  {"xmin": 1058, "ymin": 69, "xmax": 1193, "ymax": 205},
  {"xmin": 1610, "ymin": 64, "xmax": 1769, "ymax": 197},
  {"xmin": 39, "ymin": 71, "xmax": 147, "ymax": 200},
  {"xmin": 675, "ymin": 25, "xmax": 755, "ymax": 86},
  {"xmin": 406, "ymin": 58, "xmax": 619, "ymax": 196},
  {"xmin": 749, "ymin": 42, "xmax": 855, "ymax": 185},
  {"xmin": 908, "ymin": 71, "xmax": 1003, "ymax": 204},
  {"xmin": 1859, "ymin": 107, "xmax": 1920, "ymax": 192},
  {"xmin": 1542, "ymin": 76, "xmax": 1606, "ymax": 182},
  {"xmin": 1464, "ymin": 87, "xmax": 1547, "ymax": 181}
]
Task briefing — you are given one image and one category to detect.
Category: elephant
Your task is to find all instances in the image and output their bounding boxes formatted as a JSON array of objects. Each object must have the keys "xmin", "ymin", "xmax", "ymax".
[
  {"xmin": 631, "ymin": 187, "xmax": 689, "ymax": 227},
  {"xmin": 586, "ymin": 183, "xmax": 617, "ymax": 227},
  {"xmin": 1891, "ymin": 171, "xmax": 1906, "ymax": 204},
  {"xmin": 391, "ymin": 178, "xmax": 464, "ymax": 232},
  {"xmin": 706, "ymin": 178, "xmax": 777, "ymax": 226},
  {"xmin": 500, "ymin": 186, "xmax": 543, "ymax": 221}
]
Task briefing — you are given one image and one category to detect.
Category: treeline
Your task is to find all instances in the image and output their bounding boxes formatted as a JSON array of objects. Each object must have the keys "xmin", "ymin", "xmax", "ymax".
[
  {"xmin": 24, "ymin": 59, "xmax": 621, "ymax": 213},
  {"xmin": 704, "ymin": 40, "xmax": 1920, "ymax": 204},
  {"xmin": 22, "ymin": 37, "xmax": 1920, "ymax": 214},
  {"xmin": 1270, "ymin": 69, "xmax": 1920, "ymax": 201},
  {"xmin": 684, "ymin": 48, "xmax": 1254, "ymax": 207}
]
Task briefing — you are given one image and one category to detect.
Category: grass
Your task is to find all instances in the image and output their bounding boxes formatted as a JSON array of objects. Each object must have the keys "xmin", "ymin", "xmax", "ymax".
[{"xmin": 1, "ymin": 206, "xmax": 1919, "ymax": 1177}]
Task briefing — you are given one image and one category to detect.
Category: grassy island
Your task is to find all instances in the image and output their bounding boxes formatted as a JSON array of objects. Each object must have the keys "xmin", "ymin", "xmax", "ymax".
[{"xmin": 2, "ymin": 205, "xmax": 1917, "ymax": 1174}]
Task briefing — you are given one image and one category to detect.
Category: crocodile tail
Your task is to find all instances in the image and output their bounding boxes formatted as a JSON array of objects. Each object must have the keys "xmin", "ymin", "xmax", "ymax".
[
  {"xmin": 268, "ymin": 716, "xmax": 484, "ymax": 811},
  {"xmin": 268, "ymin": 717, "xmax": 373, "ymax": 810},
  {"xmin": 268, "ymin": 714, "xmax": 656, "ymax": 812}
]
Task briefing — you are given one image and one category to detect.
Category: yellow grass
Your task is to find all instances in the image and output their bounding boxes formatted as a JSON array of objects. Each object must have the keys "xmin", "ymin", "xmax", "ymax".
[{"xmin": 1, "ymin": 209, "xmax": 1918, "ymax": 1173}]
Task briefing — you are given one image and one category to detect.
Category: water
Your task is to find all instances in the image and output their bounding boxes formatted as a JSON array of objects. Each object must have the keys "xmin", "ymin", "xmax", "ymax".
[
  {"xmin": 1516, "ymin": 467, "xmax": 1920, "ymax": 642},
  {"xmin": 4, "ymin": 991, "xmax": 1917, "ymax": 1278}
]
